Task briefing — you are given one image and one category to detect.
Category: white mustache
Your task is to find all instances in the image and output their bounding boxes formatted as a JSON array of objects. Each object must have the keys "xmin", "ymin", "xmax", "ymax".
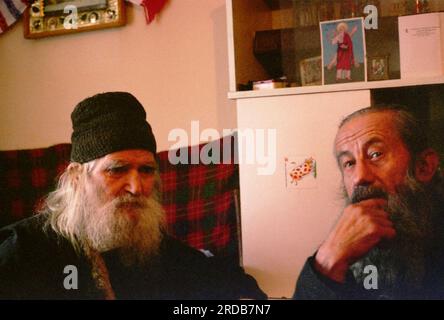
[{"xmin": 114, "ymin": 195, "xmax": 148, "ymax": 209}]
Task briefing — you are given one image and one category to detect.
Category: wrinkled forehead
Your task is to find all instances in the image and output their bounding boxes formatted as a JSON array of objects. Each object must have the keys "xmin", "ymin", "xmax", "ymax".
[
  {"xmin": 334, "ymin": 111, "xmax": 399, "ymax": 152},
  {"xmin": 95, "ymin": 149, "xmax": 156, "ymax": 167}
]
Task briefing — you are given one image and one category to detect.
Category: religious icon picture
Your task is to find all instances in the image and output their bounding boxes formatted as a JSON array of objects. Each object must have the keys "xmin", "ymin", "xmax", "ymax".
[
  {"xmin": 368, "ymin": 55, "xmax": 390, "ymax": 81},
  {"xmin": 299, "ymin": 56, "xmax": 322, "ymax": 86},
  {"xmin": 320, "ymin": 17, "xmax": 367, "ymax": 85}
]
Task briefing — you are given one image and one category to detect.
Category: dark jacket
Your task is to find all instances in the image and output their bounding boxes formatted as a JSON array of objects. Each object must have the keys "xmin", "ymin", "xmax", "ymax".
[
  {"xmin": 294, "ymin": 190, "xmax": 444, "ymax": 300},
  {"xmin": 0, "ymin": 215, "xmax": 266, "ymax": 299},
  {"xmin": 294, "ymin": 252, "xmax": 444, "ymax": 300}
]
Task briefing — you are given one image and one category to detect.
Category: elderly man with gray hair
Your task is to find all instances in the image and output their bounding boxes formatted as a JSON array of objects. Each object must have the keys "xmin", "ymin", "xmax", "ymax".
[
  {"xmin": 0, "ymin": 92, "xmax": 266, "ymax": 300},
  {"xmin": 295, "ymin": 105, "xmax": 444, "ymax": 299}
]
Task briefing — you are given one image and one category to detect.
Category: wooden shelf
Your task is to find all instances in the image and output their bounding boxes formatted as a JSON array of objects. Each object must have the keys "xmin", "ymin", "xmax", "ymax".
[
  {"xmin": 228, "ymin": 76, "xmax": 444, "ymax": 99},
  {"xmin": 263, "ymin": 0, "xmax": 294, "ymax": 10},
  {"xmin": 227, "ymin": 0, "xmax": 444, "ymax": 97},
  {"xmin": 250, "ymin": 16, "xmax": 400, "ymax": 85}
]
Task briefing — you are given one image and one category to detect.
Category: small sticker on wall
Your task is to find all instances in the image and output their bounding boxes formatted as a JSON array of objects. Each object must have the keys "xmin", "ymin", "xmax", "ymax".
[{"xmin": 285, "ymin": 156, "xmax": 317, "ymax": 189}]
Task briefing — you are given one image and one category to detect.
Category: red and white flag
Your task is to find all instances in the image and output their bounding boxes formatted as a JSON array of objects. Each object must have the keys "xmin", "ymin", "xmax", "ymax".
[
  {"xmin": 127, "ymin": 0, "xmax": 168, "ymax": 24},
  {"xmin": 0, "ymin": 0, "xmax": 28, "ymax": 34}
]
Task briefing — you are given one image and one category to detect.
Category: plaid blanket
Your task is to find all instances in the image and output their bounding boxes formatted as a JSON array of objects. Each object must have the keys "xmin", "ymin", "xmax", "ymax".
[{"xmin": 0, "ymin": 136, "xmax": 240, "ymax": 262}]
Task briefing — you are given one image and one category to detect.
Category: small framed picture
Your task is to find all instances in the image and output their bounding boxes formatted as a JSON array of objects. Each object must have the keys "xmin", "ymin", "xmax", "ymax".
[
  {"xmin": 320, "ymin": 17, "xmax": 367, "ymax": 85},
  {"xmin": 299, "ymin": 56, "xmax": 322, "ymax": 86},
  {"xmin": 24, "ymin": 0, "xmax": 126, "ymax": 39},
  {"xmin": 368, "ymin": 55, "xmax": 390, "ymax": 81}
]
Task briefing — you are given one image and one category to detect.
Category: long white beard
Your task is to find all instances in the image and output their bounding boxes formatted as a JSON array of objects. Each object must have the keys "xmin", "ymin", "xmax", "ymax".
[{"xmin": 81, "ymin": 192, "xmax": 166, "ymax": 266}]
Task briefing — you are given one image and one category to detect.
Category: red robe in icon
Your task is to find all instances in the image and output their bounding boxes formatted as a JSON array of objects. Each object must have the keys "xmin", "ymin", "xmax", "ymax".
[{"xmin": 336, "ymin": 32, "xmax": 354, "ymax": 71}]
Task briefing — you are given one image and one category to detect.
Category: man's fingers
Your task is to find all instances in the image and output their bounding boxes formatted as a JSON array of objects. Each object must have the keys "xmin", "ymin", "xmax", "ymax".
[
  {"xmin": 346, "ymin": 203, "xmax": 391, "ymax": 220},
  {"xmin": 357, "ymin": 198, "xmax": 387, "ymax": 209},
  {"xmin": 371, "ymin": 216, "xmax": 394, "ymax": 228},
  {"xmin": 378, "ymin": 226, "xmax": 396, "ymax": 239},
  {"xmin": 366, "ymin": 209, "xmax": 391, "ymax": 221},
  {"xmin": 347, "ymin": 200, "xmax": 391, "ymax": 220}
]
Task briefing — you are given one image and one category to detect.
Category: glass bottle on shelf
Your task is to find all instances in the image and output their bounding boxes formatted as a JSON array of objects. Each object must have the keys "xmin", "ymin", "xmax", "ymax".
[
  {"xmin": 295, "ymin": 1, "xmax": 306, "ymax": 27},
  {"xmin": 340, "ymin": 0, "xmax": 352, "ymax": 18},
  {"xmin": 404, "ymin": 0, "xmax": 416, "ymax": 14},
  {"xmin": 421, "ymin": 0, "xmax": 430, "ymax": 13},
  {"xmin": 298, "ymin": 0, "xmax": 314, "ymax": 27},
  {"xmin": 319, "ymin": 1, "xmax": 329, "ymax": 22},
  {"xmin": 312, "ymin": 0, "xmax": 320, "ymax": 25},
  {"xmin": 326, "ymin": 1, "xmax": 335, "ymax": 20},
  {"xmin": 333, "ymin": 0, "xmax": 341, "ymax": 19},
  {"xmin": 391, "ymin": 1, "xmax": 405, "ymax": 16},
  {"xmin": 405, "ymin": 0, "xmax": 431, "ymax": 14},
  {"xmin": 345, "ymin": 0, "xmax": 362, "ymax": 18},
  {"xmin": 416, "ymin": 0, "xmax": 423, "ymax": 13},
  {"xmin": 350, "ymin": 0, "xmax": 361, "ymax": 18}
]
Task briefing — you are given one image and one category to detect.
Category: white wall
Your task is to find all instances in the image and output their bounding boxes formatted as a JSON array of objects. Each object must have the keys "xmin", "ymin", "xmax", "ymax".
[
  {"xmin": 237, "ymin": 90, "xmax": 371, "ymax": 298},
  {"xmin": 0, "ymin": 1, "xmax": 235, "ymax": 152}
]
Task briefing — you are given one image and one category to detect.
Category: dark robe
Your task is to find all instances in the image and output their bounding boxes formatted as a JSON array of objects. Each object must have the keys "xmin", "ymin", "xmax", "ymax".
[{"xmin": 0, "ymin": 215, "xmax": 266, "ymax": 300}]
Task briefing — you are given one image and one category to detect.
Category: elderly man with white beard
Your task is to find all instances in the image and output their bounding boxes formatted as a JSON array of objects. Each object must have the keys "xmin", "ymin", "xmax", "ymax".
[
  {"xmin": 294, "ymin": 105, "xmax": 444, "ymax": 299},
  {"xmin": 0, "ymin": 92, "xmax": 266, "ymax": 300}
]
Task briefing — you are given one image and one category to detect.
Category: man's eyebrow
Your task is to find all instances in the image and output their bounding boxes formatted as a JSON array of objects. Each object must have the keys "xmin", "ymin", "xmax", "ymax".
[
  {"xmin": 363, "ymin": 137, "xmax": 384, "ymax": 149},
  {"xmin": 336, "ymin": 150, "xmax": 352, "ymax": 163},
  {"xmin": 106, "ymin": 160, "xmax": 128, "ymax": 167},
  {"xmin": 335, "ymin": 137, "xmax": 385, "ymax": 162},
  {"xmin": 106, "ymin": 160, "xmax": 156, "ymax": 166},
  {"xmin": 141, "ymin": 162, "xmax": 157, "ymax": 167}
]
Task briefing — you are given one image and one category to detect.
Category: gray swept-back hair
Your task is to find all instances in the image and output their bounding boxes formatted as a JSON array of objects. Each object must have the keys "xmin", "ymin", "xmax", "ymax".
[
  {"xmin": 40, "ymin": 162, "xmax": 95, "ymax": 251},
  {"xmin": 339, "ymin": 105, "xmax": 429, "ymax": 163}
]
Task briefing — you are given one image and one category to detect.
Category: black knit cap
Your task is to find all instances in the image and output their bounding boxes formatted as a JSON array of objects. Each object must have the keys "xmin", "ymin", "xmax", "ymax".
[{"xmin": 70, "ymin": 92, "xmax": 157, "ymax": 163}]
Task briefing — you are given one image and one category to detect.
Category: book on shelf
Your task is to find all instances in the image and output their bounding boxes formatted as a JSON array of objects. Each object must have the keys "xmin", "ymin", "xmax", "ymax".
[
  {"xmin": 252, "ymin": 79, "xmax": 287, "ymax": 90},
  {"xmin": 399, "ymin": 12, "xmax": 444, "ymax": 79}
]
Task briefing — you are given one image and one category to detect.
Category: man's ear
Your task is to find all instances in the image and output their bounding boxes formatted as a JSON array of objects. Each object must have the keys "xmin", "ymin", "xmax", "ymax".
[{"xmin": 414, "ymin": 148, "xmax": 440, "ymax": 183}]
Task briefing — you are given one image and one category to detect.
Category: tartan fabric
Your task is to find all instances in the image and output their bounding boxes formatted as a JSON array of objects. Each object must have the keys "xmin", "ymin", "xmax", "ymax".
[
  {"xmin": 0, "ymin": 144, "xmax": 72, "ymax": 226},
  {"xmin": 0, "ymin": 136, "xmax": 240, "ymax": 263},
  {"xmin": 158, "ymin": 135, "xmax": 240, "ymax": 261}
]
